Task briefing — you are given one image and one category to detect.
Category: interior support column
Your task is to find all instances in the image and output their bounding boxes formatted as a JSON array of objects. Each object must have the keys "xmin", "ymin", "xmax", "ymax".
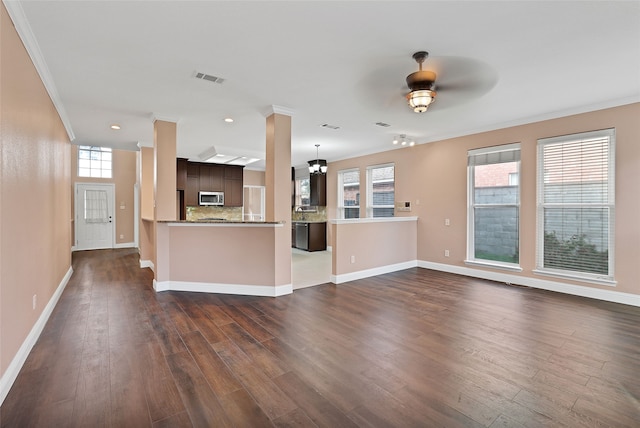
[
  {"xmin": 265, "ymin": 106, "xmax": 292, "ymax": 293},
  {"xmin": 153, "ymin": 119, "xmax": 177, "ymax": 221},
  {"xmin": 153, "ymin": 118, "xmax": 177, "ymax": 285}
]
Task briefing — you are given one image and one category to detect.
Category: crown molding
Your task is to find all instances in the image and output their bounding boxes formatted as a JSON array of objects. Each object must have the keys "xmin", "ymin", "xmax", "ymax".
[
  {"xmin": 263, "ymin": 105, "xmax": 295, "ymax": 117},
  {"xmin": 150, "ymin": 113, "xmax": 181, "ymax": 124},
  {"xmin": 3, "ymin": 0, "xmax": 75, "ymax": 141}
]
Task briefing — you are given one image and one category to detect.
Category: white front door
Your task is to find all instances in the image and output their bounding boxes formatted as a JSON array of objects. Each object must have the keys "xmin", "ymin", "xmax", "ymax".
[{"xmin": 75, "ymin": 183, "xmax": 115, "ymax": 250}]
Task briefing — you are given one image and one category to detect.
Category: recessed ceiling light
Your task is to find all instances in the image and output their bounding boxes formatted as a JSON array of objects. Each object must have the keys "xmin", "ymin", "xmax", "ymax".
[
  {"xmin": 224, "ymin": 117, "xmax": 234, "ymax": 123},
  {"xmin": 110, "ymin": 124, "xmax": 121, "ymax": 130}
]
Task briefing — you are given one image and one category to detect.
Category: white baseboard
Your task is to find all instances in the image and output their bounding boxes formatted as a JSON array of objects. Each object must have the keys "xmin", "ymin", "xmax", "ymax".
[
  {"xmin": 0, "ymin": 266, "xmax": 73, "ymax": 406},
  {"xmin": 418, "ymin": 260, "xmax": 640, "ymax": 307},
  {"xmin": 139, "ymin": 259, "xmax": 155, "ymax": 272},
  {"xmin": 331, "ymin": 260, "xmax": 418, "ymax": 284},
  {"xmin": 153, "ymin": 280, "xmax": 293, "ymax": 297},
  {"xmin": 114, "ymin": 241, "xmax": 136, "ymax": 249}
]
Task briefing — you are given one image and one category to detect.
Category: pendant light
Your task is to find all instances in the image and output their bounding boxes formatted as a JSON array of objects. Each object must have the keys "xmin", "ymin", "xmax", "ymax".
[{"xmin": 308, "ymin": 144, "xmax": 327, "ymax": 175}]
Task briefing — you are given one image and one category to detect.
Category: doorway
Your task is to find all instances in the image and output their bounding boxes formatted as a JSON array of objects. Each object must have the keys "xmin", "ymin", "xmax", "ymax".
[
  {"xmin": 243, "ymin": 185, "xmax": 265, "ymax": 221},
  {"xmin": 74, "ymin": 183, "xmax": 115, "ymax": 250}
]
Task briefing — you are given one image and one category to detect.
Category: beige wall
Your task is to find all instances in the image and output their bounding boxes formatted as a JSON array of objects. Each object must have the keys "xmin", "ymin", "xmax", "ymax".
[
  {"xmin": 70, "ymin": 145, "xmax": 137, "ymax": 245},
  {"xmin": 140, "ymin": 147, "xmax": 154, "ymax": 220},
  {"xmin": 1, "ymin": 3, "xmax": 72, "ymax": 376},
  {"xmin": 328, "ymin": 103, "xmax": 640, "ymax": 297},
  {"xmin": 244, "ymin": 169, "xmax": 265, "ymax": 186},
  {"xmin": 332, "ymin": 219, "xmax": 417, "ymax": 278}
]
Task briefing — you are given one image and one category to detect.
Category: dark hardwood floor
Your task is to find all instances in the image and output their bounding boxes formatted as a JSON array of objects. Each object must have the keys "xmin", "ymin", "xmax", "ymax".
[{"xmin": 1, "ymin": 248, "xmax": 639, "ymax": 427}]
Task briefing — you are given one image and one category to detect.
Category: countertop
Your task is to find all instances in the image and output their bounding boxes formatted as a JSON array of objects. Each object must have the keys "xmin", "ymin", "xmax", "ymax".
[
  {"xmin": 292, "ymin": 220, "xmax": 327, "ymax": 224},
  {"xmin": 158, "ymin": 219, "xmax": 283, "ymax": 224}
]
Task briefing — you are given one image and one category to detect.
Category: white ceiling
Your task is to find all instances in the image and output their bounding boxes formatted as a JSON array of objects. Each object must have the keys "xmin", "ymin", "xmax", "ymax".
[{"xmin": 8, "ymin": 1, "xmax": 640, "ymax": 170}]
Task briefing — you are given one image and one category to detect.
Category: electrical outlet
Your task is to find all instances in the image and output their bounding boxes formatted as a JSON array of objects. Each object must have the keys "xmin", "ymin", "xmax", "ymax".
[
  {"xmin": 445, "ymin": 218, "xmax": 450, "ymax": 226},
  {"xmin": 32, "ymin": 294, "xmax": 37, "ymax": 310},
  {"xmin": 120, "ymin": 234, "xmax": 124, "ymax": 239},
  {"xmin": 350, "ymin": 255, "xmax": 356, "ymax": 264},
  {"xmin": 444, "ymin": 250, "xmax": 450, "ymax": 257}
]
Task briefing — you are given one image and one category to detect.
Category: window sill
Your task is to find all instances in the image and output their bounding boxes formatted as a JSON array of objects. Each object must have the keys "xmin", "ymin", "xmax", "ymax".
[
  {"xmin": 532, "ymin": 269, "xmax": 617, "ymax": 287},
  {"xmin": 331, "ymin": 217, "xmax": 417, "ymax": 225},
  {"xmin": 464, "ymin": 259, "xmax": 523, "ymax": 272}
]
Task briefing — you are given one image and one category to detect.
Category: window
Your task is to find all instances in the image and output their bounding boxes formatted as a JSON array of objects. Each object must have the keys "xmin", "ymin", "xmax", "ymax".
[
  {"xmin": 78, "ymin": 146, "xmax": 112, "ymax": 178},
  {"xmin": 295, "ymin": 178, "xmax": 310, "ymax": 206},
  {"xmin": 337, "ymin": 169, "xmax": 360, "ymax": 219},
  {"xmin": 366, "ymin": 164, "xmax": 394, "ymax": 217},
  {"xmin": 467, "ymin": 144, "xmax": 520, "ymax": 267},
  {"xmin": 536, "ymin": 129, "xmax": 615, "ymax": 283}
]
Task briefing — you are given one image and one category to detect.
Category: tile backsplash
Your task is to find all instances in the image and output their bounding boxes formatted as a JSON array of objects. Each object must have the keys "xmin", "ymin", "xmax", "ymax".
[
  {"xmin": 292, "ymin": 206, "xmax": 327, "ymax": 222},
  {"xmin": 187, "ymin": 206, "xmax": 242, "ymax": 221}
]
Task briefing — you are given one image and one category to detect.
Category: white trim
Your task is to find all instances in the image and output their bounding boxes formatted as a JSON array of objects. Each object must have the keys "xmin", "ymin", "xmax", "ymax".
[
  {"xmin": 151, "ymin": 113, "xmax": 181, "ymax": 124},
  {"xmin": 532, "ymin": 268, "xmax": 616, "ymax": 287},
  {"xmin": 114, "ymin": 241, "xmax": 137, "ymax": 249},
  {"xmin": 153, "ymin": 280, "xmax": 293, "ymax": 297},
  {"xmin": 2, "ymin": 0, "xmax": 75, "ymax": 141},
  {"xmin": 331, "ymin": 260, "xmax": 418, "ymax": 284},
  {"xmin": 326, "ymin": 245, "xmax": 333, "ymax": 252},
  {"xmin": 165, "ymin": 222, "xmax": 284, "ymax": 228},
  {"xmin": 0, "ymin": 266, "xmax": 73, "ymax": 406},
  {"xmin": 263, "ymin": 105, "xmax": 295, "ymax": 117},
  {"xmin": 418, "ymin": 261, "xmax": 640, "ymax": 307},
  {"xmin": 465, "ymin": 259, "xmax": 523, "ymax": 272},
  {"xmin": 331, "ymin": 216, "xmax": 417, "ymax": 225},
  {"xmin": 140, "ymin": 259, "xmax": 155, "ymax": 272}
]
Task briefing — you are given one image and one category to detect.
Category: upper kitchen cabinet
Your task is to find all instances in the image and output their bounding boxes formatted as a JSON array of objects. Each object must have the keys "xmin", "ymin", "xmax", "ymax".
[
  {"xmin": 309, "ymin": 174, "xmax": 326, "ymax": 206},
  {"xmin": 185, "ymin": 162, "xmax": 199, "ymax": 207},
  {"xmin": 199, "ymin": 164, "xmax": 224, "ymax": 192},
  {"xmin": 224, "ymin": 165, "xmax": 244, "ymax": 207},
  {"xmin": 178, "ymin": 161, "xmax": 244, "ymax": 207},
  {"xmin": 177, "ymin": 158, "xmax": 188, "ymax": 191}
]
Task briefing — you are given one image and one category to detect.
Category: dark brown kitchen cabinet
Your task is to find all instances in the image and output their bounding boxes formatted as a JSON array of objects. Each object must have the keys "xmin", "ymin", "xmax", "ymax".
[
  {"xmin": 309, "ymin": 174, "xmax": 326, "ymax": 206},
  {"xmin": 186, "ymin": 176, "xmax": 199, "ymax": 206},
  {"xmin": 223, "ymin": 165, "xmax": 243, "ymax": 207},
  {"xmin": 176, "ymin": 158, "xmax": 188, "ymax": 191},
  {"xmin": 199, "ymin": 164, "xmax": 224, "ymax": 192},
  {"xmin": 178, "ymin": 161, "xmax": 244, "ymax": 208},
  {"xmin": 293, "ymin": 222, "xmax": 326, "ymax": 251},
  {"xmin": 224, "ymin": 165, "xmax": 243, "ymax": 180},
  {"xmin": 187, "ymin": 163, "xmax": 199, "ymax": 178}
]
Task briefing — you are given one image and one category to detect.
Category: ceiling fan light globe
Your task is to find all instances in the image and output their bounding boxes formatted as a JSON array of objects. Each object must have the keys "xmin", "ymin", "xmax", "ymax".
[
  {"xmin": 320, "ymin": 165, "xmax": 328, "ymax": 173},
  {"xmin": 407, "ymin": 89, "xmax": 436, "ymax": 113}
]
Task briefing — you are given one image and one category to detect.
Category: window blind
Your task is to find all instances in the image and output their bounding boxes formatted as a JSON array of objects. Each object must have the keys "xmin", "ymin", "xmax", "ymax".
[{"xmin": 536, "ymin": 129, "xmax": 615, "ymax": 281}]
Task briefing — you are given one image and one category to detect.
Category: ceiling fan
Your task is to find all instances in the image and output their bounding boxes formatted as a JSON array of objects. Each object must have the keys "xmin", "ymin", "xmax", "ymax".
[
  {"xmin": 357, "ymin": 51, "xmax": 497, "ymax": 114},
  {"xmin": 406, "ymin": 51, "xmax": 437, "ymax": 113}
]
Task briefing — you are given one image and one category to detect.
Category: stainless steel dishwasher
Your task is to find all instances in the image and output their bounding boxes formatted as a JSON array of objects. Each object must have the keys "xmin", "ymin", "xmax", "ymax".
[{"xmin": 295, "ymin": 222, "xmax": 308, "ymax": 250}]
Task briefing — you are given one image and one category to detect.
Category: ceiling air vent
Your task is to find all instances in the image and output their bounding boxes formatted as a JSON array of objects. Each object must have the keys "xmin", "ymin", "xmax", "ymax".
[
  {"xmin": 375, "ymin": 122, "xmax": 391, "ymax": 127},
  {"xmin": 321, "ymin": 123, "xmax": 340, "ymax": 130},
  {"xmin": 194, "ymin": 72, "xmax": 225, "ymax": 84}
]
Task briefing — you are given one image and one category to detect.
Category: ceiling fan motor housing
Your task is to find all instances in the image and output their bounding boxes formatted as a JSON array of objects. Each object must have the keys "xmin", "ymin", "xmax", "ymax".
[{"xmin": 406, "ymin": 70, "xmax": 437, "ymax": 91}]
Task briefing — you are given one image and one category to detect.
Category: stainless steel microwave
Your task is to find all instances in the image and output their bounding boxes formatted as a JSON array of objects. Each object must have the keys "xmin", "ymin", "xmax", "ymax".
[{"xmin": 199, "ymin": 191, "xmax": 224, "ymax": 206}]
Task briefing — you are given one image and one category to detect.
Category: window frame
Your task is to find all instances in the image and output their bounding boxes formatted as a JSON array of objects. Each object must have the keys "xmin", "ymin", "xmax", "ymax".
[
  {"xmin": 366, "ymin": 163, "xmax": 395, "ymax": 218},
  {"xmin": 78, "ymin": 145, "xmax": 113, "ymax": 178},
  {"xmin": 337, "ymin": 168, "xmax": 360, "ymax": 219},
  {"xmin": 466, "ymin": 143, "xmax": 522, "ymax": 271},
  {"xmin": 534, "ymin": 128, "xmax": 616, "ymax": 285}
]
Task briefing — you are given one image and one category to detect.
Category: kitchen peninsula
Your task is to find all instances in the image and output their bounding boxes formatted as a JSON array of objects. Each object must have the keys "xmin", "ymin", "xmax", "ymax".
[{"xmin": 154, "ymin": 220, "xmax": 292, "ymax": 297}]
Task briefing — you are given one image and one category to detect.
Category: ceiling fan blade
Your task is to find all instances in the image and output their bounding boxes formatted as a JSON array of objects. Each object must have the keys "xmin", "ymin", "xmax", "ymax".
[{"xmin": 427, "ymin": 56, "xmax": 498, "ymax": 109}]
